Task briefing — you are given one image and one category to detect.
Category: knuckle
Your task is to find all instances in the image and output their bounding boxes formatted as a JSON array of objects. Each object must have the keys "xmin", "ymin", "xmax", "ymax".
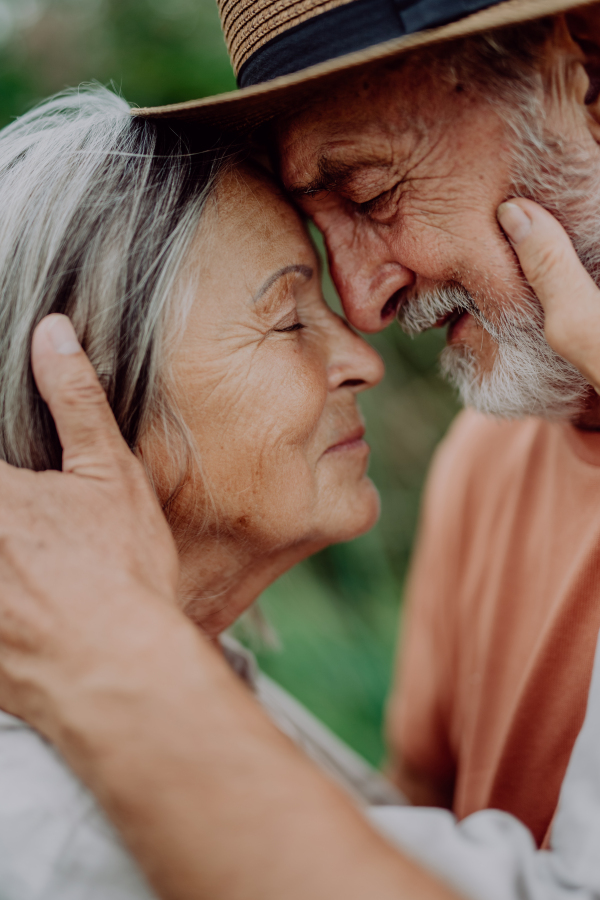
[
  {"xmin": 526, "ymin": 243, "xmax": 565, "ymax": 285},
  {"xmin": 57, "ymin": 367, "xmax": 107, "ymax": 411}
]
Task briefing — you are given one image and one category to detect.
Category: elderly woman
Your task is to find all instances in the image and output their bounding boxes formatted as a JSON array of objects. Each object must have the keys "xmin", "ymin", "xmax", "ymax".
[{"xmin": 0, "ymin": 85, "xmax": 393, "ymax": 898}]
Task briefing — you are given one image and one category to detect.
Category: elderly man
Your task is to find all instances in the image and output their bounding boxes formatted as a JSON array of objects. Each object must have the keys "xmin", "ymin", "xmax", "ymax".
[
  {"xmin": 279, "ymin": 13, "xmax": 600, "ymax": 846},
  {"xmin": 137, "ymin": 0, "xmax": 600, "ymax": 848},
  {"xmin": 276, "ymin": 9, "xmax": 600, "ymax": 847},
  {"xmin": 283, "ymin": 18, "xmax": 600, "ymax": 846}
]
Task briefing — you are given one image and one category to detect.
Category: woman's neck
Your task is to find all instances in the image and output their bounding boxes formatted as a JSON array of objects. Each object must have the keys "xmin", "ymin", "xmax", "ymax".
[{"xmin": 175, "ymin": 536, "xmax": 317, "ymax": 637}]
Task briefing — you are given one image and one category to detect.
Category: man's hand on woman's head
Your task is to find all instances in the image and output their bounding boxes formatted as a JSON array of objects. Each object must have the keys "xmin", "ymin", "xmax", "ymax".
[
  {"xmin": 497, "ymin": 198, "xmax": 600, "ymax": 392},
  {"xmin": 0, "ymin": 313, "xmax": 181, "ymax": 737},
  {"xmin": 0, "ymin": 322, "xmax": 456, "ymax": 900}
]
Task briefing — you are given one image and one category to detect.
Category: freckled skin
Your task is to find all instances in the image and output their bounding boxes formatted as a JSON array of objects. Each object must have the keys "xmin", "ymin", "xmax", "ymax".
[
  {"xmin": 143, "ymin": 165, "xmax": 383, "ymax": 635},
  {"xmin": 276, "ymin": 44, "xmax": 600, "ymax": 401}
]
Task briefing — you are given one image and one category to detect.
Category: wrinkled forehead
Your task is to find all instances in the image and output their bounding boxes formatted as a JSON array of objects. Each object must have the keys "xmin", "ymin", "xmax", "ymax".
[{"xmin": 275, "ymin": 60, "xmax": 440, "ymax": 191}]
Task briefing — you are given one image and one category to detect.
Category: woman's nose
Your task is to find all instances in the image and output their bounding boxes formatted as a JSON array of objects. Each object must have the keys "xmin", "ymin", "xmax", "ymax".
[{"xmin": 327, "ymin": 316, "xmax": 384, "ymax": 394}]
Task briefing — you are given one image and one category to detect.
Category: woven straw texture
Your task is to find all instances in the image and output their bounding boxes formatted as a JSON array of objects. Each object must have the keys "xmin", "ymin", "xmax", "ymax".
[
  {"xmin": 135, "ymin": 0, "xmax": 600, "ymax": 125},
  {"xmin": 219, "ymin": 0, "xmax": 356, "ymax": 75}
]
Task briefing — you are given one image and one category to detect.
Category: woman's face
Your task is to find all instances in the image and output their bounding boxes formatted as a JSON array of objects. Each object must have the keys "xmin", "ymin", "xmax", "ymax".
[{"xmin": 155, "ymin": 165, "xmax": 383, "ymax": 614}]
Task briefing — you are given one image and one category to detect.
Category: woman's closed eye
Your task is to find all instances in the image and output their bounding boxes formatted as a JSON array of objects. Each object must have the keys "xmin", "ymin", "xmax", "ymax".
[
  {"xmin": 253, "ymin": 265, "xmax": 313, "ymax": 335},
  {"xmin": 275, "ymin": 321, "xmax": 306, "ymax": 333},
  {"xmin": 272, "ymin": 308, "xmax": 306, "ymax": 333}
]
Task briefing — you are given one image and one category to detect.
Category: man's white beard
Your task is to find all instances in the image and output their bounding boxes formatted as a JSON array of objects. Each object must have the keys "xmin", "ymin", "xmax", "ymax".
[
  {"xmin": 398, "ymin": 282, "xmax": 588, "ymax": 419},
  {"xmin": 397, "ymin": 124, "xmax": 600, "ymax": 421}
]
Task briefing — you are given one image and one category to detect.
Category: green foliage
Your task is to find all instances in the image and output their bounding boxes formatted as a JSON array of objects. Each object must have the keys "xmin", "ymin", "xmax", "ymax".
[
  {"xmin": 0, "ymin": 0, "xmax": 460, "ymax": 765},
  {"xmin": 0, "ymin": 0, "xmax": 234, "ymax": 127},
  {"xmin": 100, "ymin": 0, "xmax": 236, "ymax": 108}
]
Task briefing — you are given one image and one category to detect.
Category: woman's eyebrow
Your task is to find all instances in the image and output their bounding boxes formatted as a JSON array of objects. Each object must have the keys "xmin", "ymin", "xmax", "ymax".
[{"xmin": 252, "ymin": 264, "xmax": 313, "ymax": 303}]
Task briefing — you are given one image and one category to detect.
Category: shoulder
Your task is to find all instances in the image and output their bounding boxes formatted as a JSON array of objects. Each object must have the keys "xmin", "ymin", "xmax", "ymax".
[
  {"xmin": 431, "ymin": 408, "xmax": 544, "ymax": 482},
  {"xmin": 0, "ymin": 712, "xmax": 156, "ymax": 900},
  {"xmin": 424, "ymin": 410, "xmax": 547, "ymax": 506},
  {"xmin": 414, "ymin": 410, "xmax": 552, "ymax": 563}
]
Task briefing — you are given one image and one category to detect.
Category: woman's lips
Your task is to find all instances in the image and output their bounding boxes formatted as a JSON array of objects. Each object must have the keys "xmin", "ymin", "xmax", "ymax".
[{"xmin": 324, "ymin": 426, "xmax": 368, "ymax": 455}]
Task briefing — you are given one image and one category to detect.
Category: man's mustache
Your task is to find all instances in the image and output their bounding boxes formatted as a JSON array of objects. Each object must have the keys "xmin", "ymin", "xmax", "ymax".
[{"xmin": 396, "ymin": 282, "xmax": 487, "ymax": 337}]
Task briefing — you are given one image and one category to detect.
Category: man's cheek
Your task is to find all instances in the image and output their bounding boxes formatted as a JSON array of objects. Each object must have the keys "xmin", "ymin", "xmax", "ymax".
[{"xmin": 397, "ymin": 189, "xmax": 500, "ymax": 255}]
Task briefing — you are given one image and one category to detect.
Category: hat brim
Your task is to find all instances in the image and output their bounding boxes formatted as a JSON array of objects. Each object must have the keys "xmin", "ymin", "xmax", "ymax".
[{"xmin": 132, "ymin": 0, "xmax": 598, "ymax": 130}]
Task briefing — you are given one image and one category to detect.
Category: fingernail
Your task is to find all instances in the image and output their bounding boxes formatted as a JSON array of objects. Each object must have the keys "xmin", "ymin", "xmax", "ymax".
[
  {"xmin": 47, "ymin": 315, "xmax": 81, "ymax": 355},
  {"xmin": 497, "ymin": 202, "xmax": 532, "ymax": 245}
]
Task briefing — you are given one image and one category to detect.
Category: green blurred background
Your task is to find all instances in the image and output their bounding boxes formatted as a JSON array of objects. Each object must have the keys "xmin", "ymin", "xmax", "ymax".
[{"xmin": 0, "ymin": 0, "xmax": 459, "ymax": 766}]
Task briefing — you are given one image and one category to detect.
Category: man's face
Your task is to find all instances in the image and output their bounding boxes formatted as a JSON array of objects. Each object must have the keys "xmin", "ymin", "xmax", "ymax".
[
  {"xmin": 279, "ymin": 64, "xmax": 521, "ymax": 352},
  {"xmin": 277, "ymin": 58, "xmax": 594, "ymax": 419}
]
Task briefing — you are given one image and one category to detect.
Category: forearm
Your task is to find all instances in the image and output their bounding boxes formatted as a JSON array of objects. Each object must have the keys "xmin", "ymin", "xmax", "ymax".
[{"xmin": 47, "ymin": 612, "xmax": 457, "ymax": 900}]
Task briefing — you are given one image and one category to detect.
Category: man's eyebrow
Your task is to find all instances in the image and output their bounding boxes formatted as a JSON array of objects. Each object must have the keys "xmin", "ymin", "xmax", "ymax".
[
  {"xmin": 252, "ymin": 264, "xmax": 313, "ymax": 303},
  {"xmin": 289, "ymin": 156, "xmax": 389, "ymax": 197}
]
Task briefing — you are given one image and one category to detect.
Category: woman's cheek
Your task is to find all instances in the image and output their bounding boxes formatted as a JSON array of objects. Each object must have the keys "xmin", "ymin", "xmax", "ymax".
[
  {"xmin": 262, "ymin": 343, "xmax": 328, "ymax": 445},
  {"xmin": 207, "ymin": 342, "xmax": 327, "ymax": 492}
]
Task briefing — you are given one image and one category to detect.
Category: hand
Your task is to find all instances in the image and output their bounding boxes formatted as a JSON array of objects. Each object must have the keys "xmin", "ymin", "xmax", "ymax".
[
  {"xmin": 497, "ymin": 198, "xmax": 600, "ymax": 391},
  {"xmin": 0, "ymin": 313, "xmax": 181, "ymax": 738},
  {"xmin": 0, "ymin": 320, "xmax": 454, "ymax": 900}
]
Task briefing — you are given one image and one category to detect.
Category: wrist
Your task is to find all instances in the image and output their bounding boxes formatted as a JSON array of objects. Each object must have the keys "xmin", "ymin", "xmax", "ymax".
[{"xmin": 31, "ymin": 596, "xmax": 208, "ymax": 762}]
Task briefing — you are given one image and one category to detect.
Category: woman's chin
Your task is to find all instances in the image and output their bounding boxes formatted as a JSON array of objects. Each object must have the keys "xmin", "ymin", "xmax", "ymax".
[
  {"xmin": 352, "ymin": 479, "xmax": 381, "ymax": 534},
  {"xmin": 322, "ymin": 478, "xmax": 381, "ymax": 544}
]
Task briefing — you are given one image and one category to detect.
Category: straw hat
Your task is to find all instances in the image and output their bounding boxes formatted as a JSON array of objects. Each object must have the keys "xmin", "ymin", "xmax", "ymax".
[{"xmin": 134, "ymin": 0, "xmax": 599, "ymax": 128}]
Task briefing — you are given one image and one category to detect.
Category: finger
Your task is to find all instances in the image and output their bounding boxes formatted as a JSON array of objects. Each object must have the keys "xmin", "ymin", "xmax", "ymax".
[
  {"xmin": 31, "ymin": 315, "xmax": 131, "ymax": 477},
  {"xmin": 497, "ymin": 198, "xmax": 600, "ymax": 388}
]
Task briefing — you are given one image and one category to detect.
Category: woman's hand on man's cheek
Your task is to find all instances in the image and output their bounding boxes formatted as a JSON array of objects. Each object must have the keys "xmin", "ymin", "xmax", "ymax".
[{"xmin": 498, "ymin": 197, "xmax": 600, "ymax": 393}]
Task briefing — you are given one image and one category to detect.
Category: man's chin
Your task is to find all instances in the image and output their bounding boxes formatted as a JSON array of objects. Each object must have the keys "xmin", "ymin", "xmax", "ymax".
[
  {"xmin": 440, "ymin": 337, "xmax": 588, "ymax": 422},
  {"xmin": 396, "ymin": 282, "xmax": 588, "ymax": 420}
]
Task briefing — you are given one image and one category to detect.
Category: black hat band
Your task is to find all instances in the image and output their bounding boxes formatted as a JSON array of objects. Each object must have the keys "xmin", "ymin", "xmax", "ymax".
[{"xmin": 238, "ymin": 0, "xmax": 499, "ymax": 88}]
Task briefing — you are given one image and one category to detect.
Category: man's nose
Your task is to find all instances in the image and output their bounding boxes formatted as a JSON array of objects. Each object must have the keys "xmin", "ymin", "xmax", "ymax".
[{"xmin": 318, "ymin": 211, "xmax": 415, "ymax": 333}]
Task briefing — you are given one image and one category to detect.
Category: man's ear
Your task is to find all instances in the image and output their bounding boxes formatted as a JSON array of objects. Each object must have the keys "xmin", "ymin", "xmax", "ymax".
[{"xmin": 566, "ymin": 7, "xmax": 600, "ymax": 142}]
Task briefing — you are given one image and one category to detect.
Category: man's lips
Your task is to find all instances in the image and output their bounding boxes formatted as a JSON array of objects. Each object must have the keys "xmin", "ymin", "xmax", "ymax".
[
  {"xmin": 324, "ymin": 426, "xmax": 368, "ymax": 454},
  {"xmin": 433, "ymin": 308, "xmax": 471, "ymax": 343},
  {"xmin": 434, "ymin": 308, "xmax": 468, "ymax": 329}
]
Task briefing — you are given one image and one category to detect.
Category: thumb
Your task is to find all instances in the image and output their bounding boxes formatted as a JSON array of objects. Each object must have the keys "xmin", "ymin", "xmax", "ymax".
[
  {"xmin": 497, "ymin": 197, "xmax": 600, "ymax": 390},
  {"xmin": 31, "ymin": 314, "xmax": 131, "ymax": 477}
]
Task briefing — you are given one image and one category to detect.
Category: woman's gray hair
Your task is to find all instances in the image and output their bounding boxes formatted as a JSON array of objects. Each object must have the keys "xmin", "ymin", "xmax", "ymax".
[{"xmin": 0, "ymin": 84, "xmax": 231, "ymax": 485}]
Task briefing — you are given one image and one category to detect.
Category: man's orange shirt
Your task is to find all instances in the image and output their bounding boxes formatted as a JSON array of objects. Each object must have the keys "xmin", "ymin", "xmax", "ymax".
[{"xmin": 392, "ymin": 409, "xmax": 600, "ymax": 846}]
